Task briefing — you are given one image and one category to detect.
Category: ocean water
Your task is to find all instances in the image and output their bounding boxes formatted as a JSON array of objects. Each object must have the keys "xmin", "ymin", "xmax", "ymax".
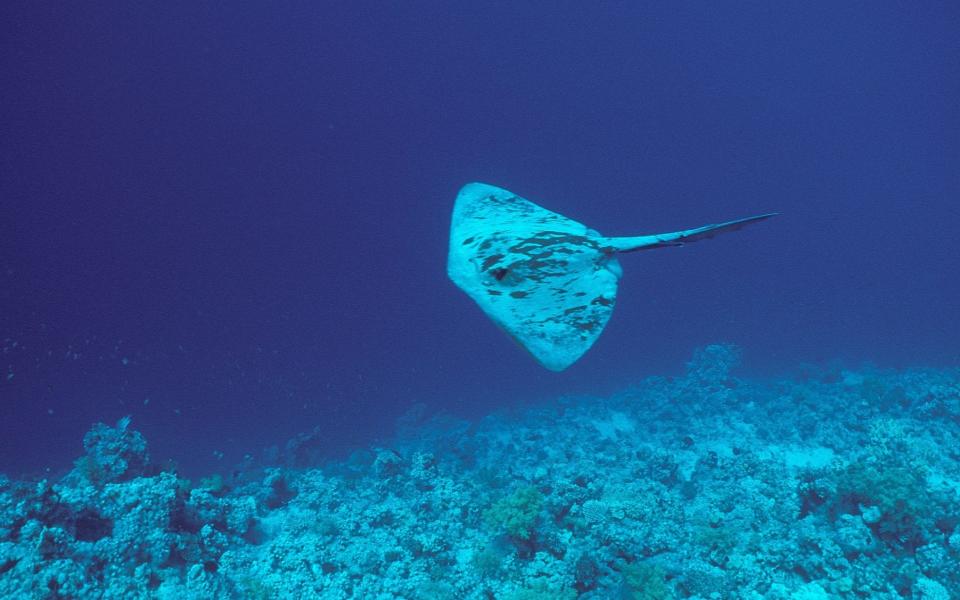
[{"xmin": 1, "ymin": 3, "xmax": 958, "ymax": 598}]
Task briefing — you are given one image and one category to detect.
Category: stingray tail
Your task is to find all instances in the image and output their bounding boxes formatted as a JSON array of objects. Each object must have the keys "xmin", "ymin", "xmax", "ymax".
[{"xmin": 606, "ymin": 212, "xmax": 777, "ymax": 253}]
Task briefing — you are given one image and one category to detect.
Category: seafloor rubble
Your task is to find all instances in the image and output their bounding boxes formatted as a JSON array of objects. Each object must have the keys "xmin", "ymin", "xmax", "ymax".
[{"xmin": 2, "ymin": 345, "xmax": 960, "ymax": 599}]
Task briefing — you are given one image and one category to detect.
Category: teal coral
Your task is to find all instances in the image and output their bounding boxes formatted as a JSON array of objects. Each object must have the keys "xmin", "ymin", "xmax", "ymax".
[
  {"xmin": 621, "ymin": 562, "xmax": 674, "ymax": 600},
  {"xmin": 2, "ymin": 349, "xmax": 960, "ymax": 598},
  {"xmin": 502, "ymin": 577, "xmax": 577, "ymax": 600},
  {"xmin": 483, "ymin": 484, "xmax": 544, "ymax": 539},
  {"xmin": 827, "ymin": 419, "xmax": 951, "ymax": 554}
]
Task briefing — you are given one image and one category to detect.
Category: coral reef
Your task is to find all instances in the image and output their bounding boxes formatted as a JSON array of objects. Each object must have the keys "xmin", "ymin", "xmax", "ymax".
[{"xmin": 1, "ymin": 347, "xmax": 959, "ymax": 598}]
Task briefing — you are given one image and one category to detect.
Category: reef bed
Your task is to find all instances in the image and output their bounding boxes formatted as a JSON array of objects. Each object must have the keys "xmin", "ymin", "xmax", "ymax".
[{"xmin": 2, "ymin": 346, "xmax": 959, "ymax": 599}]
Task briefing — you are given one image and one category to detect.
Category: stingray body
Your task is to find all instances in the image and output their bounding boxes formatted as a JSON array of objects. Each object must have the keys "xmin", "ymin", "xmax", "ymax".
[{"xmin": 447, "ymin": 182, "xmax": 776, "ymax": 371}]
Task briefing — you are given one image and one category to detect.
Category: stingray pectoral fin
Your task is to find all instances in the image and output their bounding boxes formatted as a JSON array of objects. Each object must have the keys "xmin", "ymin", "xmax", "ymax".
[
  {"xmin": 447, "ymin": 182, "xmax": 776, "ymax": 371},
  {"xmin": 606, "ymin": 212, "xmax": 778, "ymax": 253},
  {"xmin": 447, "ymin": 182, "xmax": 621, "ymax": 371}
]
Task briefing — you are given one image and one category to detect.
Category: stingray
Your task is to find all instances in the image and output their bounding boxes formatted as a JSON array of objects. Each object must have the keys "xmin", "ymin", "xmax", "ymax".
[{"xmin": 447, "ymin": 182, "xmax": 776, "ymax": 371}]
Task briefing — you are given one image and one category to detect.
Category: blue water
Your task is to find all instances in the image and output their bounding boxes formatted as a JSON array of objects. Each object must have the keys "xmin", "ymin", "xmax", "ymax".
[
  {"xmin": 3, "ymin": 5, "xmax": 960, "ymax": 598},
  {"xmin": 2, "ymin": 2, "xmax": 957, "ymax": 479}
]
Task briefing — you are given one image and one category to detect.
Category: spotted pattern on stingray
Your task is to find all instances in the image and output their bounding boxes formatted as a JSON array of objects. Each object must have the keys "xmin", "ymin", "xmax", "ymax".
[
  {"xmin": 448, "ymin": 183, "xmax": 623, "ymax": 370},
  {"xmin": 447, "ymin": 182, "xmax": 776, "ymax": 371}
]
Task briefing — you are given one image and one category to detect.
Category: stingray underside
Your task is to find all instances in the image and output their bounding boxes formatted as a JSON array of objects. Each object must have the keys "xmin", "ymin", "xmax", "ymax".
[{"xmin": 447, "ymin": 183, "xmax": 622, "ymax": 371}]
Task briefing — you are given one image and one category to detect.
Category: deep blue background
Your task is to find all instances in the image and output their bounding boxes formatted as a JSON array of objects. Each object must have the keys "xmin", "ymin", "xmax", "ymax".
[{"xmin": 2, "ymin": 2, "xmax": 957, "ymax": 477}]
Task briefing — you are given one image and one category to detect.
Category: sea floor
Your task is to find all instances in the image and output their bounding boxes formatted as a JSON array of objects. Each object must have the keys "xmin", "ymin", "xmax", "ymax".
[{"xmin": 2, "ymin": 345, "xmax": 959, "ymax": 599}]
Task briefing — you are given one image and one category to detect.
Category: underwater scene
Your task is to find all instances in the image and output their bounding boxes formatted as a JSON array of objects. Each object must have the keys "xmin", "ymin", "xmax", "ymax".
[{"xmin": 2, "ymin": 3, "xmax": 958, "ymax": 599}]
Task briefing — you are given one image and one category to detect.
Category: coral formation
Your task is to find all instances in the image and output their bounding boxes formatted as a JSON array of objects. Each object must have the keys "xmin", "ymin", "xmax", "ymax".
[{"xmin": 1, "ymin": 347, "xmax": 959, "ymax": 598}]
